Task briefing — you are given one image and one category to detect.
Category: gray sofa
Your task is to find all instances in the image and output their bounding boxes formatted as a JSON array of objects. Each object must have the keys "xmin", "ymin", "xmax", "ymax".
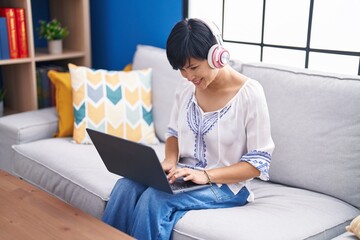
[{"xmin": 0, "ymin": 45, "xmax": 359, "ymax": 240}]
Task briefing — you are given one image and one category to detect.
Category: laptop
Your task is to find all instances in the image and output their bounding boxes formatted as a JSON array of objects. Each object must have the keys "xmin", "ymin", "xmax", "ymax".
[{"xmin": 86, "ymin": 128, "xmax": 210, "ymax": 194}]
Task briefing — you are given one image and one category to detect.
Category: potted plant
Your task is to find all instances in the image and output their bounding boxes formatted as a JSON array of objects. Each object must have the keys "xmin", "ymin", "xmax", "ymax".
[
  {"xmin": 37, "ymin": 19, "xmax": 70, "ymax": 54},
  {"xmin": 0, "ymin": 88, "xmax": 6, "ymax": 117}
]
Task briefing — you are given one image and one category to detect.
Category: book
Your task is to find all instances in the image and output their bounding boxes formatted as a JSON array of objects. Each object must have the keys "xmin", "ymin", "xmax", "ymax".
[
  {"xmin": 15, "ymin": 8, "xmax": 28, "ymax": 58},
  {"xmin": 36, "ymin": 69, "xmax": 43, "ymax": 109},
  {"xmin": 38, "ymin": 67, "xmax": 51, "ymax": 108},
  {"xmin": 0, "ymin": 8, "xmax": 18, "ymax": 59},
  {"xmin": 0, "ymin": 68, "xmax": 3, "ymax": 89},
  {"xmin": 0, "ymin": 17, "xmax": 10, "ymax": 59},
  {"xmin": 37, "ymin": 65, "xmax": 66, "ymax": 108}
]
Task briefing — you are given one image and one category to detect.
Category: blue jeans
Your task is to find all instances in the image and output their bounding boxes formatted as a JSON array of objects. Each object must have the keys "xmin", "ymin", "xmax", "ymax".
[{"xmin": 102, "ymin": 178, "xmax": 249, "ymax": 240}]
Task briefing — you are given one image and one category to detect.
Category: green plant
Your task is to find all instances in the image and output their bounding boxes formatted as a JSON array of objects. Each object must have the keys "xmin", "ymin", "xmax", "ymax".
[
  {"xmin": 38, "ymin": 19, "xmax": 69, "ymax": 41},
  {"xmin": 0, "ymin": 88, "xmax": 6, "ymax": 101}
]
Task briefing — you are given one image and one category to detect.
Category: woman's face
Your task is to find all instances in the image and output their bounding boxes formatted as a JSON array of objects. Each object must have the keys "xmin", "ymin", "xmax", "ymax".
[{"xmin": 179, "ymin": 58, "xmax": 218, "ymax": 90}]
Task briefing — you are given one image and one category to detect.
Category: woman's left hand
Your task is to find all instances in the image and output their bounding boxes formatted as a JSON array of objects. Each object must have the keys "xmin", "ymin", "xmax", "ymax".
[{"xmin": 167, "ymin": 167, "xmax": 209, "ymax": 185}]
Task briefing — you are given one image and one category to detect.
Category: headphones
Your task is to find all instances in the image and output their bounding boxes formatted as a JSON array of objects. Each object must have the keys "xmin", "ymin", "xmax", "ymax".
[{"xmin": 199, "ymin": 18, "xmax": 230, "ymax": 69}]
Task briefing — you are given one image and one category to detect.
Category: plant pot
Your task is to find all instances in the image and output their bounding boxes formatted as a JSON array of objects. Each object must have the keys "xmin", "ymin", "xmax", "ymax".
[
  {"xmin": 0, "ymin": 101, "xmax": 4, "ymax": 117},
  {"xmin": 48, "ymin": 40, "xmax": 63, "ymax": 54}
]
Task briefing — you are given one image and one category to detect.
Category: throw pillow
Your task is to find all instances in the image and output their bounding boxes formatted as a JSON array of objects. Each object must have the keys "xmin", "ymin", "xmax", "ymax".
[
  {"xmin": 48, "ymin": 70, "xmax": 74, "ymax": 137},
  {"xmin": 123, "ymin": 63, "xmax": 132, "ymax": 72},
  {"xmin": 346, "ymin": 215, "xmax": 360, "ymax": 239},
  {"xmin": 68, "ymin": 63, "xmax": 159, "ymax": 145}
]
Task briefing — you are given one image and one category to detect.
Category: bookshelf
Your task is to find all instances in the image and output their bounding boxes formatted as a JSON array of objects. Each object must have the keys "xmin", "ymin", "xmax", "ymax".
[{"xmin": 0, "ymin": 0, "xmax": 91, "ymax": 115}]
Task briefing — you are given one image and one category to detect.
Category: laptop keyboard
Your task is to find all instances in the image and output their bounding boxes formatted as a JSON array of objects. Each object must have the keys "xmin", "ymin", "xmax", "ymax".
[{"xmin": 170, "ymin": 179, "xmax": 199, "ymax": 191}]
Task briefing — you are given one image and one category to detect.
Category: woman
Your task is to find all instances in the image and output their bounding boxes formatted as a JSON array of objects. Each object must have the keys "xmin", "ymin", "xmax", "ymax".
[{"xmin": 102, "ymin": 18, "xmax": 275, "ymax": 240}]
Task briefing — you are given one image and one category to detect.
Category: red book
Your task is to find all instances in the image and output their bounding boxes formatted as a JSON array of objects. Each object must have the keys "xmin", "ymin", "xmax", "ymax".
[
  {"xmin": 0, "ymin": 8, "xmax": 19, "ymax": 59},
  {"xmin": 15, "ymin": 8, "xmax": 28, "ymax": 58}
]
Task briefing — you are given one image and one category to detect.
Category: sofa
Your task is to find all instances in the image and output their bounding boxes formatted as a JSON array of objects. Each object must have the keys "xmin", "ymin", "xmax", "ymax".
[{"xmin": 0, "ymin": 44, "xmax": 359, "ymax": 240}]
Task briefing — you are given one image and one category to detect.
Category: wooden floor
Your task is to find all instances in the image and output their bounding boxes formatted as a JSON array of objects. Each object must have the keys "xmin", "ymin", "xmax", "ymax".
[{"xmin": 0, "ymin": 170, "xmax": 134, "ymax": 240}]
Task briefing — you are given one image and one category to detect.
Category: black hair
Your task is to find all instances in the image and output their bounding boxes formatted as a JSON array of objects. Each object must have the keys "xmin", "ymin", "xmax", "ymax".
[{"xmin": 166, "ymin": 18, "xmax": 217, "ymax": 70}]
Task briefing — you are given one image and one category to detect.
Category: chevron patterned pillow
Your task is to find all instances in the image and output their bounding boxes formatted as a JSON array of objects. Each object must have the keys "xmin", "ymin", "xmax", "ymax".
[{"xmin": 68, "ymin": 63, "xmax": 159, "ymax": 145}]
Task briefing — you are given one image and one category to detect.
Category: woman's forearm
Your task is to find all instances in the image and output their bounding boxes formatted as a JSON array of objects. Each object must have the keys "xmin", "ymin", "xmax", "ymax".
[
  {"xmin": 164, "ymin": 136, "xmax": 179, "ymax": 164},
  {"xmin": 206, "ymin": 162, "xmax": 260, "ymax": 184}
]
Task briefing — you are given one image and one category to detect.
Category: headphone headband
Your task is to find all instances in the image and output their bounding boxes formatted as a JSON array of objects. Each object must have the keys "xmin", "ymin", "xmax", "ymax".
[
  {"xmin": 198, "ymin": 18, "xmax": 223, "ymax": 46},
  {"xmin": 197, "ymin": 18, "xmax": 230, "ymax": 69}
]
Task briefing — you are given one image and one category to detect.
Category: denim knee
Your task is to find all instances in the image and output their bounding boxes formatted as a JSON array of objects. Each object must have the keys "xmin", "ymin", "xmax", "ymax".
[{"xmin": 137, "ymin": 187, "xmax": 174, "ymax": 209}]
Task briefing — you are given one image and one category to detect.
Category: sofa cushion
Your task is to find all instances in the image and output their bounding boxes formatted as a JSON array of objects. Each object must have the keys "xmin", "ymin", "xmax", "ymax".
[
  {"xmin": 0, "ymin": 107, "xmax": 58, "ymax": 173},
  {"xmin": 174, "ymin": 179, "xmax": 360, "ymax": 240},
  {"xmin": 48, "ymin": 70, "xmax": 74, "ymax": 137},
  {"xmin": 68, "ymin": 64, "xmax": 159, "ymax": 145},
  {"xmin": 241, "ymin": 63, "xmax": 360, "ymax": 209},
  {"xmin": 12, "ymin": 138, "xmax": 118, "ymax": 218},
  {"xmin": 11, "ymin": 137, "xmax": 166, "ymax": 219}
]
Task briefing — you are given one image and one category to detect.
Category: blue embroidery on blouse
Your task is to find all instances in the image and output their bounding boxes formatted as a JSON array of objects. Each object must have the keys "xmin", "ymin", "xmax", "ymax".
[
  {"xmin": 186, "ymin": 96, "xmax": 231, "ymax": 168},
  {"xmin": 240, "ymin": 150, "xmax": 272, "ymax": 180},
  {"xmin": 167, "ymin": 127, "xmax": 178, "ymax": 138}
]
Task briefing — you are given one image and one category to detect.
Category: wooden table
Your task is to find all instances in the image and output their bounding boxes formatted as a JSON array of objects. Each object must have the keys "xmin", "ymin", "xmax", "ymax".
[{"xmin": 0, "ymin": 170, "xmax": 134, "ymax": 240}]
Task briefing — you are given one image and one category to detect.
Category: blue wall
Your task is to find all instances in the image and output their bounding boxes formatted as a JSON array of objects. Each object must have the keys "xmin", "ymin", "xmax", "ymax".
[
  {"xmin": 90, "ymin": 0, "xmax": 183, "ymax": 70},
  {"xmin": 31, "ymin": 0, "xmax": 50, "ymax": 48}
]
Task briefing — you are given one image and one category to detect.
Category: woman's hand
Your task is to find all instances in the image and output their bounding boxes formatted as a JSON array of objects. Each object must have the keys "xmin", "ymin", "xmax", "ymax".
[
  {"xmin": 161, "ymin": 159, "xmax": 176, "ymax": 174},
  {"xmin": 167, "ymin": 167, "xmax": 209, "ymax": 185}
]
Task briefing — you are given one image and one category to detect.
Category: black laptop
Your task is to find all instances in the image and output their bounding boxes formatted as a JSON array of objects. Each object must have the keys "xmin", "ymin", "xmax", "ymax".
[{"xmin": 86, "ymin": 128, "xmax": 209, "ymax": 194}]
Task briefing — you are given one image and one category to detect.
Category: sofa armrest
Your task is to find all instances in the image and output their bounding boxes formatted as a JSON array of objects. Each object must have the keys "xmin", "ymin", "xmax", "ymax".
[{"xmin": 0, "ymin": 107, "xmax": 58, "ymax": 173}]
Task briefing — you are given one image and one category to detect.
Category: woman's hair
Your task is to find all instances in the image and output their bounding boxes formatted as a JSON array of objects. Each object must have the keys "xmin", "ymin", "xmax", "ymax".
[{"xmin": 166, "ymin": 18, "xmax": 217, "ymax": 70}]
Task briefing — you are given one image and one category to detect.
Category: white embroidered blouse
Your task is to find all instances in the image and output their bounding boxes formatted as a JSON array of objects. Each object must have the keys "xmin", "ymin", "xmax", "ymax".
[{"xmin": 165, "ymin": 78, "xmax": 275, "ymax": 201}]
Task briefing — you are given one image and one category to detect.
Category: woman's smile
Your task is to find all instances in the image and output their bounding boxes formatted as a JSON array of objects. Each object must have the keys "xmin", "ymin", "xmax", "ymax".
[{"xmin": 192, "ymin": 78, "xmax": 202, "ymax": 85}]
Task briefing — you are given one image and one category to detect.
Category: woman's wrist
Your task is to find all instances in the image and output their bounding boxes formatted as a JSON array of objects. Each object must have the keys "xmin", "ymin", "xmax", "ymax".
[
  {"xmin": 163, "ymin": 158, "xmax": 177, "ymax": 164},
  {"xmin": 203, "ymin": 170, "xmax": 212, "ymax": 184}
]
